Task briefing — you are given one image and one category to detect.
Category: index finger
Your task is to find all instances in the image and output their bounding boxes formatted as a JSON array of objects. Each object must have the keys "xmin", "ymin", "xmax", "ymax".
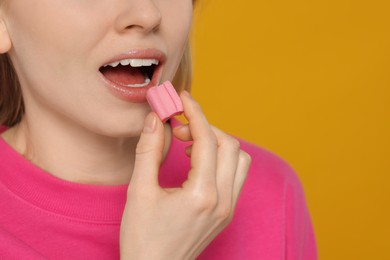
[{"xmin": 180, "ymin": 91, "xmax": 218, "ymax": 189}]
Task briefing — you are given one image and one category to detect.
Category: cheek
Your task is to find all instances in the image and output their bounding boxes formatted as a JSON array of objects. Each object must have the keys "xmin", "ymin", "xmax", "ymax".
[
  {"xmin": 6, "ymin": 3, "xmax": 109, "ymax": 101},
  {"xmin": 6, "ymin": 1, "xmax": 107, "ymax": 68},
  {"xmin": 167, "ymin": 2, "xmax": 193, "ymax": 41},
  {"xmin": 162, "ymin": 2, "xmax": 193, "ymax": 78},
  {"xmin": 6, "ymin": 8, "xmax": 68, "ymax": 87}
]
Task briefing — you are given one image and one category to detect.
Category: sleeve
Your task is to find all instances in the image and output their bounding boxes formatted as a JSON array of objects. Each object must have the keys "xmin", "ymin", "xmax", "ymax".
[
  {"xmin": 284, "ymin": 170, "xmax": 317, "ymax": 260},
  {"xmin": 240, "ymin": 139, "xmax": 317, "ymax": 259}
]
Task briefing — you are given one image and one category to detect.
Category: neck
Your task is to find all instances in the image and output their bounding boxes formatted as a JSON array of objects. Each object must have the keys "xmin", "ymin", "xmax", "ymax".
[{"xmin": 1, "ymin": 115, "xmax": 171, "ymax": 186}]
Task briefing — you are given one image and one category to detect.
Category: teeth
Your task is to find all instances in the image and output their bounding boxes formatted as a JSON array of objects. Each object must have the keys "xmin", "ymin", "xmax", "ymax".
[
  {"xmin": 125, "ymin": 75, "xmax": 151, "ymax": 88},
  {"xmin": 109, "ymin": 61, "xmax": 120, "ymax": 67},
  {"xmin": 130, "ymin": 59, "xmax": 143, "ymax": 67},
  {"xmin": 120, "ymin": 59, "xmax": 130, "ymax": 66},
  {"xmin": 105, "ymin": 59, "xmax": 159, "ymax": 68}
]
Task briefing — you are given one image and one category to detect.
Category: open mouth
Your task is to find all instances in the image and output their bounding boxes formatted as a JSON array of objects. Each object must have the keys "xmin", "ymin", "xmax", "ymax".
[{"xmin": 99, "ymin": 58, "xmax": 159, "ymax": 88}]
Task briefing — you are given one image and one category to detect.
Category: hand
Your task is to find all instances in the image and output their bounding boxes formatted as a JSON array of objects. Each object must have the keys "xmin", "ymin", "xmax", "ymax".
[{"xmin": 120, "ymin": 91, "xmax": 251, "ymax": 260}]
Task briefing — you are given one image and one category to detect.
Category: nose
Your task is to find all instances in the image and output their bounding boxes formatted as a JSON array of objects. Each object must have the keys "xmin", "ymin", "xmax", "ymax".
[{"xmin": 115, "ymin": 0, "xmax": 162, "ymax": 34}]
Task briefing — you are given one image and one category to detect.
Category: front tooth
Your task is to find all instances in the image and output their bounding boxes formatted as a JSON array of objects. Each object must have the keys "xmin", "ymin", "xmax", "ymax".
[
  {"xmin": 109, "ymin": 61, "xmax": 120, "ymax": 67},
  {"xmin": 130, "ymin": 59, "xmax": 143, "ymax": 67},
  {"xmin": 141, "ymin": 60, "xmax": 151, "ymax": 66},
  {"xmin": 120, "ymin": 59, "xmax": 130, "ymax": 66}
]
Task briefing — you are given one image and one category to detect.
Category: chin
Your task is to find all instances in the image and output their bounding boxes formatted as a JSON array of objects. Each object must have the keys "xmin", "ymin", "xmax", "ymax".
[
  {"xmin": 70, "ymin": 101, "xmax": 151, "ymax": 139},
  {"xmin": 98, "ymin": 123, "xmax": 144, "ymax": 139},
  {"xmin": 81, "ymin": 115, "xmax": 145, "ymax": 139}
]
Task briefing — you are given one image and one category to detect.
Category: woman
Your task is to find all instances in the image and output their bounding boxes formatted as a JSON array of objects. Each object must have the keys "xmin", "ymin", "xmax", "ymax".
[{"xmin": 0, "ymin": 0, "xmax": 316, "ymax": 259}]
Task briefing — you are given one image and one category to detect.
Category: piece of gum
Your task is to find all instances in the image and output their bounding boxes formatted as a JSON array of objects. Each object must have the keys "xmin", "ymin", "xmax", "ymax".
[{"xmin": 146, "ymin": 81, "xmax": 184, "ymax": 122}]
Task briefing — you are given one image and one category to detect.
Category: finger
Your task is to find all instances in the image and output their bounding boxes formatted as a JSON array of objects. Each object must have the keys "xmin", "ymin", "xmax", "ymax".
[
  {"xmin": 212, "ymin": 127, "xmax": 241, "ymax": 211},
  {"xmin": 172, "ymin": 124, "xmax": 192, "ymax": 142},
  {"xmin": 180, "ymin": 91, "xmax": 218, "ymax": 188},
  {"xmin": 130, "ymin": 112, "xmax": 165, "ymax": 190},
  {"xmin": 231, "ymin": 151, "xmax": 251, "ymax": 209},
  {"xmin": 185, "ymin": 145, "xmax": 193, "ymax": 157}
]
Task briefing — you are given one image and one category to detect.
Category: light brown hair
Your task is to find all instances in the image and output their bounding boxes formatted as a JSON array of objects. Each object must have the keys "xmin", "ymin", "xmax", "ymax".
[{"xmin": 0, "ymin": 54, "xmax": 24, "ymax": 127}]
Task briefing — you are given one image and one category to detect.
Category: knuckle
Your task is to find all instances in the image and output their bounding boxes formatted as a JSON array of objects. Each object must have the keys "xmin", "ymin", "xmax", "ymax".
[
  {"xmin": 220, "ymin": 136, "xmax": 241, "ymax": 152},
  {"xmin": 200, "ymin": 132, "xmax": 218, "ymax": 150},
  {"xmin": 190, "ymin": 189, "xmax": 218, "ymax": 213},
  {"xmin": 239, "ymin": 151, "xmax": 252, "ymax": 166},
  {"xmin": 230, "ymin": 138, "xmax": 241, "ymax": 151},
  {"xmin": 215, "ymin": 204, "xmax": 233, "ymax": 222},
  {"xmin": 207, "ymin": 133, "xmax": 217, "ymax": 144},
  {"xmin": 209, "ymin": 134, "xmax": 219, "ymax": 148}
]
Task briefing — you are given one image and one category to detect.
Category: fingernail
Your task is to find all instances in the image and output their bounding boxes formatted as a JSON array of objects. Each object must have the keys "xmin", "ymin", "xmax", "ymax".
[{"xmin": 143, "ymin": 113, "xmax": 157, "ymax": 133}]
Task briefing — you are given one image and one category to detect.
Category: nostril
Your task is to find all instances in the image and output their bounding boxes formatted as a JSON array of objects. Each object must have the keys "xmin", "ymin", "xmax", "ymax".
[{"xmin": 115, "ymin": 2, "xmax": 162, "ymax": 34}]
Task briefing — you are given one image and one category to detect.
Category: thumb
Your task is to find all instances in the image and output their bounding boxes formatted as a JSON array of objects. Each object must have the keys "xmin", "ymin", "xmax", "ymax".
[{"xmin": 131, "ymin": 112, "xmax": 165, "ymax": 188}]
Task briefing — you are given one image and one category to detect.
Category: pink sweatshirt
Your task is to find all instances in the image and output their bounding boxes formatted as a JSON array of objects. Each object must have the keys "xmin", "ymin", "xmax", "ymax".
[{"xmin": 0, "ymin": 123, "xmax": 317, "ymax": 259}]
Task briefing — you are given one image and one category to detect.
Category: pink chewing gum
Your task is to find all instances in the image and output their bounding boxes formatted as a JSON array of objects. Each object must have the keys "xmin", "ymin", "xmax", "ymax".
[{"xmin": 146, "ymin": 81, "xmax": 184, "ymax": 122}]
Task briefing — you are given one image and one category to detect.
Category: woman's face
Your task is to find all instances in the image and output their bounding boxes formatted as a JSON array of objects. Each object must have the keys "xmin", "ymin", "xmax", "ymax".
[{"xmin": 1, "ymin": 0, "xmax": 193, "ymax": 137}]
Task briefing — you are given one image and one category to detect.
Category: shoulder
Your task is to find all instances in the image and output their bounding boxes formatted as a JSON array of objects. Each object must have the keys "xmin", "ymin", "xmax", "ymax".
[
  {"xmin": 199, "ymin": 138, "xmax": 317, "ymax": 258},
  {"xmin": 236, "ymin": 139, "xmax": 317, "ymax": 259},
  {"xmin": 233, "ymin": 138, "xmax": 305, "ymax": 222},
  {"xmin": 238, "ymin": 138, "xmax": 303, "ymax": 196}
]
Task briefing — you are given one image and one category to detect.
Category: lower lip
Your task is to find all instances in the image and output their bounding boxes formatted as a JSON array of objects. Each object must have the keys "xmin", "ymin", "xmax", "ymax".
[{"xmin": 99, "ymin": 72, "xmax": 158, "ymax": 103}]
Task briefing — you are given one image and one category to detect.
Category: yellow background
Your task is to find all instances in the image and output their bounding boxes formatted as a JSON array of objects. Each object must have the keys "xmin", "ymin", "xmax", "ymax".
[{"xmin": 191, "ymin": 0, "xmax": 390, "ymax": 259}]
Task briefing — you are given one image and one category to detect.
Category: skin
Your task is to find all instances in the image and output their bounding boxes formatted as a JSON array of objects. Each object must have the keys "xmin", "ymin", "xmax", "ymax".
[
  {"xmin": 0, "ymin": 0, "xmax": 251, "ymax": 259},
  {"xmin": 0, "ymin": 0, "xmax": 192, "ymax": 184}
]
